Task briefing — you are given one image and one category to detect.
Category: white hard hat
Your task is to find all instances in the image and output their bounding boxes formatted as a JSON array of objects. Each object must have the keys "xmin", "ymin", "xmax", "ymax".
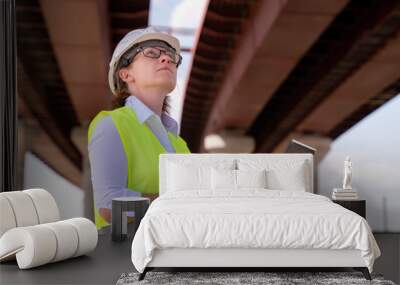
[{"xmin": 108, "ymin": 26, "xmax": 181, "ymax": 95}]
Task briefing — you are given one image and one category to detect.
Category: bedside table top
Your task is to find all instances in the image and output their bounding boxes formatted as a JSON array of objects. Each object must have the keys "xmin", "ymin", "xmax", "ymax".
[
  {"xmin": 332, "ymin": 199, "xmax": 365, "ymax": 202},
  {"xmin": 112, "ymin": 197, "xmax": 150, "ymax": 202}
]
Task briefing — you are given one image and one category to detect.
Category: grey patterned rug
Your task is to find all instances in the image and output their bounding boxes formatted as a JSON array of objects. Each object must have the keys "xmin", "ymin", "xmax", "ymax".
[{"xmin": 116, "ymin": 271, "xmax": 396, "ymax": 285}]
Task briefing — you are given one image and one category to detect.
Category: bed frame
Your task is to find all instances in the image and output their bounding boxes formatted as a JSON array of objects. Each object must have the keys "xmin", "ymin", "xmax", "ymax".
[
  {"xmin": 138, "ymin": 154, "xmax": 372, "ymax": 281},
  {"xmin": 139, "ymin": 248, "xmax": 371, "ymax": 280}
]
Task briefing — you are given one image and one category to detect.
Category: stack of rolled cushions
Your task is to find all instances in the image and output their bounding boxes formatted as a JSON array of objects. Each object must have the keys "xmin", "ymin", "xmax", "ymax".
[
  {"xmin": 0, "ymin": 188, "xmax": 97, "ymax": 269},
  {"xmin": 332, "ymin": 188, "xmax": 359, "ymax": 200}
]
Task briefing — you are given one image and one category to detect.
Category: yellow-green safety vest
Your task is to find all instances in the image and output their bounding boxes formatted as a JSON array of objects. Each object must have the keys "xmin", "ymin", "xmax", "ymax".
[{"xmin": 88, "ymin": 106, "xmax": 191, "ymax": 229}]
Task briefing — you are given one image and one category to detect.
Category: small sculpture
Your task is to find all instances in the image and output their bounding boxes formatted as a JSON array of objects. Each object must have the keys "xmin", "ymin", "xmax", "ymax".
[{"xmin": 342, "ymin": 156, "xmax": 353, "ymax": 190}]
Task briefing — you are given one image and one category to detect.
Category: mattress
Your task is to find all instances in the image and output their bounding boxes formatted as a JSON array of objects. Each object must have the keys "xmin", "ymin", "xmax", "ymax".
[{"xmin": 131, "ymin": 190, "xmax": 380, "ymax": 273}]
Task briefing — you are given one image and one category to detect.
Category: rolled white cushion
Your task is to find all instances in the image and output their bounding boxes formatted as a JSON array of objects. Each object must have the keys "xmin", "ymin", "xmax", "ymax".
[
  {"xmin": 63, "ymin": 218, "xmax": 98, "ymax": 257},
  {"xmin": 42, "ymin": 221, "xmax": 79, "ymax": 262},
  {"xmin": 0, "ymin": 189, "xmax": 59, "ymax": 239},
  {"xmin": 0, "ymin": 226, "xmax": 57, "ymax": 269},
  {"xmin": 0, "ymin": 191, "xmax": 39, "ymax": 227},
  {"xmin": 0, "ymin": 196, "xmax": 17, "ymax": 237},
  {"xmin": 23, "ymin": 188, "xmax": 60, "ymax": 223},
  {"xmin": 0, "ymin": 218, "xmax": 97, "ymax": 269}
]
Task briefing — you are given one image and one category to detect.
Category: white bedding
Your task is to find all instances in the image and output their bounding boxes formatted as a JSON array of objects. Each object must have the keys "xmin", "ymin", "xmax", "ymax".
[{"xmin": 131, "ymin": 190, "xmax": 380, "ymax": 273}]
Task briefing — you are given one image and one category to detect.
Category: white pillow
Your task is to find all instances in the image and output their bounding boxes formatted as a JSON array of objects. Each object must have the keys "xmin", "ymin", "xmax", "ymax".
[
  {"xmin": 211, "ymin": 168, "xmax": 268, "ymax": 191},
  {"xmin": 238, "ymin": 159, "xmax": 309, "ymax": 191},
  {"xmin": 211, "ymin": 168, "xmax": 236, "ymax": 190},
  {"xmin": 166, "ymin": 159, "xmax": 236, "ymax": 193},
  {"xmin": 167, "ymin": 162, "xmax": 211, "ymax": 191},
  {"xmin": 236, "ymin": 169, "xmax": 267, "ymax": 189},
  {"xmin": 267, "ymin": 161, "xmax": 307, "ymax": 191}
]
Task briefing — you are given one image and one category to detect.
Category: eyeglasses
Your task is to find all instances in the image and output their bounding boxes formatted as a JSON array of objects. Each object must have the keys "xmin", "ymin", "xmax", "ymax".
[{"xmin": 122, "ymin": 46, "xmax": 182, "ymax": 67}]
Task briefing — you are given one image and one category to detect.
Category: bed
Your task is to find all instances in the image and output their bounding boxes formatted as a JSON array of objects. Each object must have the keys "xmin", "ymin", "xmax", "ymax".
[{"xmin": 131, "ymin": 154, "xmax": 380, "ymax": 280}]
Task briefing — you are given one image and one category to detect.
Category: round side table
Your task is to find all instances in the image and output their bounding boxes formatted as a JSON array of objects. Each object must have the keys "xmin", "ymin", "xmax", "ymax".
[{"xmin": 111, "ymin": 197, "xmax": 150, "ymax": 242}]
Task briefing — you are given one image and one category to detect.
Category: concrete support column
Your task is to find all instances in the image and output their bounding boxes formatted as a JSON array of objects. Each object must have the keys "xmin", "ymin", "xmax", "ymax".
[
  {"xmin": 273, "ymin": 133, "xmax": 332, "ymax": 194},
  {"xmin": 71, "ymin": 122, "xmax": 94, "ymax": 221},
  {"xmin": 274, "ymin": 133, "xmax": 332, "ymax": 163},
  {"xmin": 204, "ymin": 128, "xmax": 255, "ymax": 153},
  {"xmin": 16, "ymin": 119, "xmax": 30, "ymax": 190}
]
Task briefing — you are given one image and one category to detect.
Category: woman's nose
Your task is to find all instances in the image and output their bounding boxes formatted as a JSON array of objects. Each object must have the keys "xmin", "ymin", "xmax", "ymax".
[{"xmin": 159, "ymin": 53, "xmax": 172, "ymax": 64}]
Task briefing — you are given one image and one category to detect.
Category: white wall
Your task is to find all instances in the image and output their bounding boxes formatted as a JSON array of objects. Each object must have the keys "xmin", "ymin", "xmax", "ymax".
[
  {"xmin": 24, "ymin": 152, "xmax": 85, "ymax": 220},
  {"xmin": 318, "ymin": 95, "xmax": 400, "ymax": 232}
]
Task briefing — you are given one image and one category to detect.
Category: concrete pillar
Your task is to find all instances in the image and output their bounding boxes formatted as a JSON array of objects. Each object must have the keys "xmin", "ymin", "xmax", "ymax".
[
  {"xmin": 274, "ymin": 133, "xmax": 332, "ymax": 164},
  {"xmin": 71, "ymin": 122, "xmax": 94, "ymax": 221},
  {"xmin": 16, "ymin": 118, "xmax": 35, "ymax": 190},
  {"xmin": 204, "ymin": 128, "xmax": 255, "ymax": 153},
  {"xmin": 274, "ymin": 133, "xmax": 332, "ymax": 194},
  {"xmin": 17, "ymin": 116, "xmax": 40, "ymax": 190}
]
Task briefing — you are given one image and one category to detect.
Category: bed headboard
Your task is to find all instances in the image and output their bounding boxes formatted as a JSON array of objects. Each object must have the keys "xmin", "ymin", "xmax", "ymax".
[{"xmin": 159, "ymin": 153, "xmax": 314, "ymax": 195}]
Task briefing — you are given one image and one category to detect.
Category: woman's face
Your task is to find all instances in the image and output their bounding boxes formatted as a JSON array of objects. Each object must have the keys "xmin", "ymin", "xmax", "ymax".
[{"xmin": 119, "ymin": 46, "xmax": 178, "ymax": 94}]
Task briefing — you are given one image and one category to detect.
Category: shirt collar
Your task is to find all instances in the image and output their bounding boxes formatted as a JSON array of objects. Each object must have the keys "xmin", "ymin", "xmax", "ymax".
[{"xmin": 124, "ymin": 96, "xmax": 178, "ymax": 136}]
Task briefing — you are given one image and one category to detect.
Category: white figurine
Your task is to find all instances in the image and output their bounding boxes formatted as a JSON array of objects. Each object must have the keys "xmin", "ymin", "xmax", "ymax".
[{"xmin": 342, "ymin": 156, "xmax": 353, "ymax": 190}]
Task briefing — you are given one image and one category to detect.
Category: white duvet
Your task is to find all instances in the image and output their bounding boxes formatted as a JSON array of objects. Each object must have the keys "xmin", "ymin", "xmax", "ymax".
[{"xmin": 131, "ymin": 190, "xmax": 380, "ymax": 273}]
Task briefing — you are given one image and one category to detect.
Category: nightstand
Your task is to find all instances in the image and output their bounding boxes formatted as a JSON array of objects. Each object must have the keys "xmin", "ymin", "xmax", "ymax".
[
  {"xmin": 111, "ymin": 197, "xmax": 150, "ymax": 242},
  {"xmin": 332, "ymin": 199, "xmax": 366, "ymax": 218}
]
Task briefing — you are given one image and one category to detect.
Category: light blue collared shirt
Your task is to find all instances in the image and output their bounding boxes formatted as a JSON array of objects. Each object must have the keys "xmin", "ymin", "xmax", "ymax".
[{"xmin": 88, "ymin": 96, "xmax": 178, "ymax": 210}]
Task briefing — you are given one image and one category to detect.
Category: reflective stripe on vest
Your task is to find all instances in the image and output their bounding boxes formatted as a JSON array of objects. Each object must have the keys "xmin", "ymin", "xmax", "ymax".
[{"xmin": 88, "ymin": 106, "xmax": 191, "ymax": 229}]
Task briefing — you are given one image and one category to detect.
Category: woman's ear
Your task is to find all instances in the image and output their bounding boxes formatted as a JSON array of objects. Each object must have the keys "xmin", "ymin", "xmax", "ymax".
[{"xmin": 119, "ymin": 68, "xmax": 134, "ymax": 83}]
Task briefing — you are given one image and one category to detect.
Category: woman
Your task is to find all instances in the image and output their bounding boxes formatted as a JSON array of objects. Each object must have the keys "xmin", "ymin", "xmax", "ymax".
[{"xmin": 88, "ymin": 27, "xmax": 191, "ymax": 230}]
